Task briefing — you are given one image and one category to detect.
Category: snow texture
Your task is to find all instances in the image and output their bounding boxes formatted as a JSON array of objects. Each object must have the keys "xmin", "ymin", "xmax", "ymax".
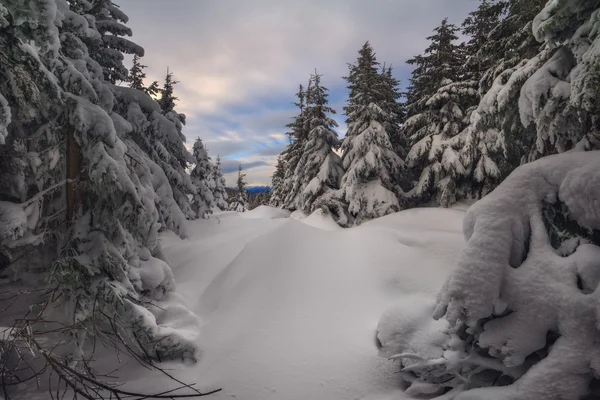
[{"xmin": 52, "ymin": 205, "xmax": 465, "ymax": 400}]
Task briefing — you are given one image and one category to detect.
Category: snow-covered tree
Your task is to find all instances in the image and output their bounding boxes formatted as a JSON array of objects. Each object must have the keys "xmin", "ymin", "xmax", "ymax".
[
  {"xmin": 190, "ymin": 138, "xmax": 214, "ymax": 218},
  {"xmin": 403, "ymin": 19, "xmax": 474, "ymax": 206},
  {"xmin": 459, "ymin": 0, "xmax": 548, "ymax": 197},
  {"xmin": 379, "ymin": 151, "xmax": 600, "ymax": 399},
  {"xmin": 288, "ymin": 71, "xmax": 344, "ymax": 214},
  {"xmin": 519, "ymin": 0, "xmax": 600, "ymax": 156},
  {"xmin": 111, "ymin": 85, "xmax": 197, "ymax": 220},
  {"xmin": 127, "ymin": 54, "xmax": 160, "ymax": 96},
  {"xmin": 212, "ymin": 155, "xmax": 229, "ymax": 210},
  {"xmin": 281, "ymin": 83, "xmax": 310, "ymax": 209},
  {"xmin": 0, "ymin": 3, "xmax": 199, "ymax": 394},
  {"xmin": 228, "ymin": 165, "xmax": 248, "ymax": 212},
  {"xmin": 88, "ymin": 0, "xmax": 144, "ymax": 83},
  {"xmin": 269, "ymin": 155, "xmax": 286, "ymax": 207},
  {"xmin": 339, "ymin": 42, "xmax": 405, "ymax": 224},
  {"xmin": 158, "ymin": 67, "xmax": 179, "ymax": 114},
  {"xmin": 380, "ymin": 65, "xmax": 407, "ymax": 158}
]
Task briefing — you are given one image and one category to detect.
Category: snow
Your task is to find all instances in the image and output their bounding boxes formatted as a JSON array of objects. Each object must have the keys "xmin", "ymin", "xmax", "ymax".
[
  {"xmin": 58, "ymin": 206, "xmax": 466, "ymax": 400},
  {"xmin": 241, "ymin": 205, "xmax": 291, "ymax": 219}
]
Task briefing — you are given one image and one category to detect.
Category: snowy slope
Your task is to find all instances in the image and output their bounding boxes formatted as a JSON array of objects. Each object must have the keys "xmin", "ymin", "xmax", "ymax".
[{"xmin": 118, "ymin": 206, "xmax": 466, "ymax": 400}]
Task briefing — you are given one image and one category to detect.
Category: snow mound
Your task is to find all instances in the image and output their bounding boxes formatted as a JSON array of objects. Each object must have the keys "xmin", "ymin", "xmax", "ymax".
[
  {"xmin": 241, "ymin": 205, "xmax": 291, "ymax": 219},
  {"xmin": 113, "ymin": 206, "xmax": 466, "ymax": 400},
  {"xmin": 300, "ymin": 208, "xmax": 341, "ymax": 231}
]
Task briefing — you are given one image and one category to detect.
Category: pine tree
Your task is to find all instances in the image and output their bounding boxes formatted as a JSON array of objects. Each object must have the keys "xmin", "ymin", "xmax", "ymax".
[
  {"xmin": 269, "ymin": 155, "xmax": 286, "ymax": 207},
  {"xmin": 88, "ymin": 0, "xmax": 145, "ymax": 83},
  {"xmin": 290, "ymin": 71, "xmax": 344, "ymax": 214},
  {"xmin": 380, "ymin": 65, "xmax": 407, "ymax": 158},
  {"xmin": 281, "ymin": 82, "xmax": 311, "ymax": 209},
  {"xmin": 339, "ymin": 42, "xmax": 405, "ymax": 224},
  {"xmin": 228, "ymin": 165, "xmax": 248, "ymax": 212},
  {"xmin": 128, "ymin": 54, "xmax": 160, "ymax": 96},
  {"xmin": 190, "ymin": 138, "xmax": 215, "ymax": 218},
  {"xmin": 158, "ymin": 67, "xmax": 179, "ymax": 114},
  {"xmin": 212, "ymin": 155, "xmax": 229, "ymax": 210},
  {"xmin": 403, "ymin": 19, "xmax": 475, "ymax": 207},
  {"xmin": 459, "ymin": 0, "xmax": 548, "ymax": 198},
  {"xmin": 0, "ymin": 1, "xmax": 198, "ymax": 384}
]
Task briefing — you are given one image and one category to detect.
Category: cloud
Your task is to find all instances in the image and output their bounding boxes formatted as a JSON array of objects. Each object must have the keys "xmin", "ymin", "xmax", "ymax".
[
  {"xmin": 119, "ymin": 0, "xmax": 478, "ymax": 184},
  {"xmin": 220, "ymin": 159, "xmax": 270, "ymax": 174}
]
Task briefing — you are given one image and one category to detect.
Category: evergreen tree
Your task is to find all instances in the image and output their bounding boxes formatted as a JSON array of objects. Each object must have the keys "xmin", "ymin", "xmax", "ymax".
[
  {"xmin": 269, "ymin": 155, "xmax": 286, "ymax": 207},
  {"xmin": 190, "ymin": 138, "xmax": 215, "ymax": 218},
  {"xmin": 127, "ymin": 54, "xmax": 160, "ymax": 96},
  {"xmin": 212, "ymin": 155, "xmax": 229, "ymax": 210},
  {"xmin": 281, "ymin": 82, "xmax": 311, "ymax": 209},
  {"xmin": 459, "ymin": 0, "xmax": 548, "ymax": 198},
  {"xmin": 403, "ymin": 19, "xmax": 474, "ymax": 206},
  {"xmin": 0, "ymin": 2, "xmax": 198, "ymax": 389},
  {"xmin": 380, "ymin": 65, "xmax": 407, "ymax": 158},
  {"xmin": 461, "ymin": 0, "xmax": 508, "ymax": 82},
  {"xmin": 228, "ymin": 165, "xmax": 249, "ymax": 212},
  {"xmin": 88, "ymin": 0, "xmax": 144, "ymax": 83},
  {"xmin": 339, "ymin": 42, "xmax": 405, "ymax": 224},
  {"xmin": 158, "ymin": 67, "xmax": 179, "ymax": 114},
  {"xmin": 290, "ymin": 71, "xmax": 344, "ymax": 214}
]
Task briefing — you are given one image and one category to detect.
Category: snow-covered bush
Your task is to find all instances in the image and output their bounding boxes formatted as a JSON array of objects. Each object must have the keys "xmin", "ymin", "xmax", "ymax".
[{"xmin": 378, "ymin": 151, "xmax": 600, "ymax": 399}]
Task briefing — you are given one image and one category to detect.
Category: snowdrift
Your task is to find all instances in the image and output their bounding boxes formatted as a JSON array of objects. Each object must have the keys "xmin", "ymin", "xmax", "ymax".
[{"xmin": 106, "ymin": 206, "xmax": 467, "ymax": 400}]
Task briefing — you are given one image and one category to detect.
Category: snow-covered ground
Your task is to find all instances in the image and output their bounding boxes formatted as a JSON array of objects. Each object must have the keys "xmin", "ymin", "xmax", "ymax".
[{"xmin": 117, "ymin": 205, "xmax": 467, "ymax": 400}]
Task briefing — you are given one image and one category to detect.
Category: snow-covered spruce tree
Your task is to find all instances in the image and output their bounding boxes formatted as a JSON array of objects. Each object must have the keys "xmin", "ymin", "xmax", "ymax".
[
  {"xmin": 212, "ymin": 155, "xmax": 229, "ymax": 210},
  {"xmin": 380, "ymin": 65, "xmax": 407, "ymax": 158},
  {"xmin": 518, "ymin": 0, "xmax": 600, "ymax": 156},
  {"xmin": 111, "ymin": 75, "xmax": 197, "ymax": 220},
  {"xmin": 269, "ymin": 155, "xmax": 286, "ymax": 207},
  {"xmin": 403, "ymin": 19, "xmax": 475, "ymax": 207},
  {"xmin": 281, "ymin": 83, "xmax": 310, "ymax": 210},
  {"xmin": 338, "ymin": 42, "xmax": 405, "ymax": 224},
  {"xmin": 127, "ymin": 53, "xmax": 160, "ymax": 96},
  {"xmin": 190, "ymin": 138, "xmax": 215, "ymax": 218},
  {"xmin": 158, "ymin": 67, "xmax": 179, "ymax": 114},
  {"xmin": 458, "ymin": 0, "xmax": 548, "ymax": 197},
  {"xmin": 228, "ymin": 165, "xmax": 249, "ymax": 212},
  {"xmin": 378, "ymin": 152, "xmax": 600, "ymax": 399},
  {"xmin": 0, "ymin": 2, "xmax": 202, "ymax": 396},
  {"xmin": 87, "ymin": 0, "xmax": 144, "ymax": 83},
  {"xmin": 288, "ymin": 71, "xmax": 344, "ymax": 214}
]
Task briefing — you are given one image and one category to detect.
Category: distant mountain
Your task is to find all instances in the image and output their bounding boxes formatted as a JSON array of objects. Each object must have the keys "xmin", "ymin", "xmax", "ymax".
[
  {"xmin": 247, "ymin": 186, "xmax": 271, "ymax": 194},
  {"xmin": 226, "ymin": 186, "xmax": 271, "ymax": 194}
]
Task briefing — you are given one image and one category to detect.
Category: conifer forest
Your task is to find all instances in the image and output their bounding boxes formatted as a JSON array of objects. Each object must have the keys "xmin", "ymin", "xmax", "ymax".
[{"xmin": 1, "ymin": 1, "xmax": 600, "ymax": 399}]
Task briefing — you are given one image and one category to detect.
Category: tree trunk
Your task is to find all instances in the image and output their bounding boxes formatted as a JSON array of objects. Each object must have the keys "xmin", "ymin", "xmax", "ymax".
[{"xmin": 66, "ymin": 129, "xmax": 82, "ymax": 221}]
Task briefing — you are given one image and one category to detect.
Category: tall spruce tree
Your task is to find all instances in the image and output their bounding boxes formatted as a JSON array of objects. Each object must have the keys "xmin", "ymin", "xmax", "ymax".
[
  {"xmin": 229, "ymin": 165, "xmax": 249, "ymax": 212},
  {"xmin": 290, "ymin": 71, "xmax": 344, "ymax": 214},
  {"xmin": 339, "ymin": 42, "xmax": 405, "ymax": 224},
  {"xmin": 158, "ymin": 67, "xmax": 179, "ymax": 114},
  {"xmin": 459, "ymin": 0, "xmax": 548, "ymax": 198},
  {"xmin": 403, "ymin": 19, "xmax": 471, "ymax": 207},
  {"xmin": 269, "ymin": 155, "xmax": 286, "ymax": 207},
  {"xmin": 88, "ymin": 0, "xmax": 144, "ymax": 83},
  {"xmin": 281, "ymin": 83, "xmax": 310, "ymax": 209},
  {"xmin": 127, "ymin": 54, "xmax": 160, "ymax": 96},
  {"xmin": 0, "ymin": 4, "xmax": 199, "ymax": 395},
  {"xmin": 212, "ymin": 155, "xmax": 229, "ymax": 210},
  {"xmin": 190, "ymin": 138, "xmax": 215, "ymax": 218}
]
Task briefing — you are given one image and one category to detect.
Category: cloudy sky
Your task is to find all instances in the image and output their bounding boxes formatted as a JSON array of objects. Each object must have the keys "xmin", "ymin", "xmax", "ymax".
[{"xmin": 120, "ymin": 0, "xmax": 477, "ymax": 186}]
